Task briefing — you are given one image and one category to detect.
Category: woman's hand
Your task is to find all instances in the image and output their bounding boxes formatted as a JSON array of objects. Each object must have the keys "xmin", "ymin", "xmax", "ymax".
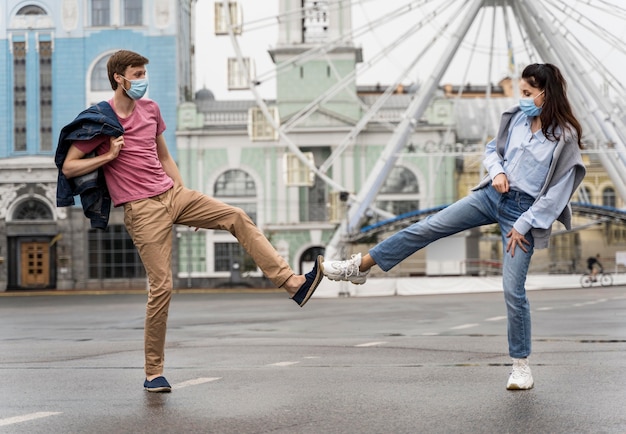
[
  {"xmin": 492, "ymin": 173, "xmax": 510, "ymax": 193},
  {"xmin": 506, "ymin": 228, "xmax": 530, "ymax": 257}
]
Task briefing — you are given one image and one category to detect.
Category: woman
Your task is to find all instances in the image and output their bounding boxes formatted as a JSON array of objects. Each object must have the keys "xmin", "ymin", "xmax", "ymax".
[{"xmin": 322, "ymin": 63, "xmax": 586, "ymax": 390}]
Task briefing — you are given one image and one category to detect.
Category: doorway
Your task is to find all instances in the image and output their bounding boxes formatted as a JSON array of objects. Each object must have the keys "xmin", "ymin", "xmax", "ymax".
[
  {"xmin": 4, "ymin": 196, "xmax": 57, "ymax": 290},
  {"xmin": 299, "ymin": 246, "xmax": 325, "ymax": 274},
  {"xmin": 6, "ymin": 236, "xmax": 57, "ymax": 290},
  {"xmin": 20, "ymin": 241, "xmax": 49, "ymax": 287}
]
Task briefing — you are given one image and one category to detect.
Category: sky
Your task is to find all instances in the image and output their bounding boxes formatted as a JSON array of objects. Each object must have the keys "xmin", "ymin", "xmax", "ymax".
[
  {"xmin": 193, "ymin": 0, "xmax": 626, "ymax": 101},
  {"xmin": 194, "ymin": 0, "xmax": 279, "ymax": 99}
]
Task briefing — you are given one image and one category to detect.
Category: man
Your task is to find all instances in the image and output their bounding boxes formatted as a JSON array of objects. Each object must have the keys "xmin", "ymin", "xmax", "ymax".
[
  {"xmin": 587, "ymin": 254, "xmax": 603, "ymax": 282},
  {"xmin": 57, "ymin": 50, "xmax": 323, "ymax": 392}
]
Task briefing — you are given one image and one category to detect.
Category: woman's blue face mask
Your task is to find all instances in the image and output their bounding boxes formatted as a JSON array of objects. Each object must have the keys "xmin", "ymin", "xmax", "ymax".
[{"xmin": 519, "ymin": 90, "xmax": 544, "ymax": 117}]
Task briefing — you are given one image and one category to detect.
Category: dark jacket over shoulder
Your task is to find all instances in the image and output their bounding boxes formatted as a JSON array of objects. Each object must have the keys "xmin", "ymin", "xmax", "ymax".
[{"xmin": 55, "ymin": 101, "xmax": 124, "ymax": 229}]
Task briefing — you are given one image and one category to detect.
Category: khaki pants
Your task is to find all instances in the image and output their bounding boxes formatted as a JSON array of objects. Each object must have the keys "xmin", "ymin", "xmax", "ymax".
[{"xmin": 123, "ymin": 184, "xmax": 294, "ymax": 377}]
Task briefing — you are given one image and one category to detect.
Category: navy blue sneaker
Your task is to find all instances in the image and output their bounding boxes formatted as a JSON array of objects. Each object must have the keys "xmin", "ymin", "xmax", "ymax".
[
  {"xmin": 144, "ymin": 376, "xmax": 172, "ymax": 393},
  {"xmin": 291, "ymin": 255, "xmax": 324, "ymax": 307}
]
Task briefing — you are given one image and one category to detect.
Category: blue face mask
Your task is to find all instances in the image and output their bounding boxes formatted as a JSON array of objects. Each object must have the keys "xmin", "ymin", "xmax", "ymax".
[
  {"xmin": 519, "ymin": 90, "xmax": 544, "ymax": 117},
  {"xmin": 122, "ymin": 76, "xmax": 148, "ymax": 100}
]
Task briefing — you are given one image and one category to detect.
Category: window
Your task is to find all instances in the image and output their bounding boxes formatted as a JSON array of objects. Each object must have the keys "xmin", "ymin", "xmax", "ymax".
[
  {"xmin": 88, "ymin": 225, "xmax": 145, "ymax": 279},
  {"xmin": 212, "ymin": 170, "xmax": 259, "ymax": 274},
  {"xmin": 92, "ymin": 0, "xmax": 110, "ymax": 26},
  {"xmin": 214, "ymin": 2, "xmax": 242, "ymax": 35},
  {"xmin": 296, "ymin": 148, "xmax": 328, "ymax": 222},
  {"xmin": 300, "ymin": 173, "xmax": 327, "ymax": 222},
  {"xmin": 91, "ymin": 56, "xmax": 111, "ymax": 91},
  {"xmin": 13, "ymin": 41, "xmax": 27, "ymax": 152},
  {"xmin": 328, "ymin": 191, "xmax": 348, "ymax": 223},
  {"xmin": 124, "ymin": 0, "xmax": 143, "ymax": 26},
  {"xmin": 214, "ymin": 169, "xmax": 256, "ymax": 197},
  {"xmin": 16, "ymin": 5, "xmax": 46, "ymax": 15},
  {"xmin": 248, "ymin": 106, "xmax": 278, "ymax": 141},
  {"xmin": 602, "ymin": 187, "xmax": 616, "ymax": 208},
  {"xmin": 375, "ymin": 166, "xmax": 420, "ymax": 215},
  {"xmin": 13, "ymin": 200, "xmax": 53, "ymax": 220},
  {"xmin": 303, "ymin": 0, "xmax": 329, "ymax": 43},
  {"xmin": 88, "ymin": 54, "xmax": 117, "ymax": 106},
  {"xmin": 178, "ymin": 229, "xmax": 206, "ymax": 273},
  {"xmin": 12, "ymin": 8, "xmax": 53, "ymax": 153},
  {"xmin": 14, "ymin": 5, "xmax": 53, "ymax": 29},
  {"xmin": 606, "ymin": 222, "xmax": 626, "ymax": 244},
  {"xmin": 214, "ymin": 242, "xmax": 255, "ymax": 273},
  {"xmin": 283, "ymin": 152, "xmax": 315, "ymax": 186},
  {"xmin": 228, "ymin": 57, "xmax": 254, "ymax": 90},
  {"xmin": 214, "ymin": 169, "xmax": 257, "ymax": 222},
  {"xmin": 39, "ymin": 40, "xmax": 53, "ymax": 151}
]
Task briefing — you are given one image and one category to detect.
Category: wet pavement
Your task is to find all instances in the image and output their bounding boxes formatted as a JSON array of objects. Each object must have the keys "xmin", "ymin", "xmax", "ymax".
[{"xmin": 1, "ymin": 285, "xmax": 625, "ymax": 433}]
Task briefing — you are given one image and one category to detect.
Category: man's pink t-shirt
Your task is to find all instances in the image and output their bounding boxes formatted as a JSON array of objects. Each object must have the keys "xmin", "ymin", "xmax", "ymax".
[{"xmin": 73, "ymin": 98, "xmax": 174, "ymax": 206}]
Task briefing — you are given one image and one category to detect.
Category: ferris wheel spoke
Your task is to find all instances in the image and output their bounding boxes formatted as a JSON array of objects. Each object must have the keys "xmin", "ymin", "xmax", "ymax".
[{"xmin": 545, "ymin": 0, "xmax": 626, "ymax": 100}]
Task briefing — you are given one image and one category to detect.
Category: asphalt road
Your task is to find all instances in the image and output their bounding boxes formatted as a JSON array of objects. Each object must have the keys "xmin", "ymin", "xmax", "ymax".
[{"xmin": 1, "ymin": 285, "xmax": 625, "ymax": 433}]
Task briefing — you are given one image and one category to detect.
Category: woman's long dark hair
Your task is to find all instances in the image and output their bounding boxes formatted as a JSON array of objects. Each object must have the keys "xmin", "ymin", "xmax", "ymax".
[{"xmin": 521, "ymin": 63, "xmax": 583, "ymax": 149}]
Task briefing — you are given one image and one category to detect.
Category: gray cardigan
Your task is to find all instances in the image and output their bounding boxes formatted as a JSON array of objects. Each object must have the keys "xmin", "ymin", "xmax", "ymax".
[{"xmin": 474, "ymin": 105, "xmax": 586, "ymax": 249}]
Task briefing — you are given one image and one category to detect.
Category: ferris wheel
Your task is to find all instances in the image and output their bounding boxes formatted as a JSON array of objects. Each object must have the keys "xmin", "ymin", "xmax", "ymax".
[{"xmin": 213, "ymin": 0, "xmax": 626, "ymax": 259}]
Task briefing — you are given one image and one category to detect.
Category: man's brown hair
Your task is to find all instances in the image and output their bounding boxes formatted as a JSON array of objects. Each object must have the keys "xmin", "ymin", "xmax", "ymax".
[{"xmin": 107, "ymin": 50, "xmax": 149, "ymax": 90}]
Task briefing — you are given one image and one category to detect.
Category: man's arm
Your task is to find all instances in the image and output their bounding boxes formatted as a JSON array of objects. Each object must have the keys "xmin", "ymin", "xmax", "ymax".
[
  {"xmin": 62, "ymin": 136, "xmax": 123, "ymax": 178},
  {"xmin": 156, "ymin": 134, "xmax": 183, "ymax": 186}
]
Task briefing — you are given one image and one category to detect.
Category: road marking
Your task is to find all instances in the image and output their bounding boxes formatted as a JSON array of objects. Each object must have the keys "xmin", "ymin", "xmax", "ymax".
[
  {"xmin": 355, "ymin": 341, "xmax": 387, "ymax": 347},
  {"xmin": 269, "ymin": 361, "xmax": 300, "ymax": 367},
  {"xmin": 536, "ymin": 307, "xmax": 553, "ymax": 311},
  {"xmin": 421, "ymin": 332, "xmax": 440, "ymax": 336},
  {"xmin": 450, "ymin": 323, "xmax": 479, "ymax": 330},
  {"xmin": 485, "ymin": 316, "xmax": 507, "ymax": 321},
  {"xmin": 584, "ymin": 299, "xmax": 607, "ymax": 305},
  {"xmin": 0, "ymin": 412, "xmax": 62, "ymax": 427},
  {"xmin": 172, "ymin": 377, "xmax": 221, "ymax": 390}
]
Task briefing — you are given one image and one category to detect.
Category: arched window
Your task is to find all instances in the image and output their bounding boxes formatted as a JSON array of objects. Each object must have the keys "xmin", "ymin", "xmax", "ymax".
[
  {"xmin": 88, "ymin": 53, "xmax": 118, "ymax": 106},
  {"xmin": 212, "ymin": 169, "xmax": 258, "ymax": 273},
  {"xmin": 214, "ymin": 169, "xmax": 257, "ymax": 222},
  {"xmin": 375, "ymin": 166, "xmax": 420, "ymax": 215},
  {"xmin": 13, "ymin": 199, "xmax": 53, "ymax": 221},
  {"xmin": 214, "ymin": 169, "xmax": 257, "ymax": 197},
  {"xmin": 91, "ymin": 56, "xmax": 111, "ymax": 92},
  {"xmin": 12, "ymin": 4, "xmax": 53, "ymax": 29},
  {"xmin": 602, "ymin": 187, "xmax": 616, "ymax": 208},
  {"xmin": 17, "ymin": 5, "xmax": 46, "ymax": 15}
]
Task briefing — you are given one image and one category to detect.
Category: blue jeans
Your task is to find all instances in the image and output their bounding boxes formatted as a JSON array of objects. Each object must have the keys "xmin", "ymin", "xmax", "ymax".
[{"xmin": 369, "ymin": 185, "xmax": 535, "ymax": 358}]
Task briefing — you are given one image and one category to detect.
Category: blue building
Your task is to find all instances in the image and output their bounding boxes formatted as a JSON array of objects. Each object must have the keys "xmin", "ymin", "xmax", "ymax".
[{"xmin": 0, "ymin": 0, "xmax": 195, "ymax": 290}]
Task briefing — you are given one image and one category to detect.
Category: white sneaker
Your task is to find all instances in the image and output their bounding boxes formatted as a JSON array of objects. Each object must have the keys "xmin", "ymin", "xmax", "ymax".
[
  {"xmin": 321, "ymin": 253, "xmax": 370, "ymax": 285},
  {"xmin": 506, "ymin": 358, "xmax": 534, "ymax": 390}
]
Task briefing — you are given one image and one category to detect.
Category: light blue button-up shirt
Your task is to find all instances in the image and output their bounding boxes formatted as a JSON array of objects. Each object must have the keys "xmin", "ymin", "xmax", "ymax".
[{"xmin": 483, "ymin": 111, "xmax": 576, "ymax": 235}]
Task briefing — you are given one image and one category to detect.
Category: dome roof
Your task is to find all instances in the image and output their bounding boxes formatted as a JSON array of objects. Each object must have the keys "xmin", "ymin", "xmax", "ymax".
[{"xmin": 195, "ymin": 88, "xmax": 215, "ymax": 101}]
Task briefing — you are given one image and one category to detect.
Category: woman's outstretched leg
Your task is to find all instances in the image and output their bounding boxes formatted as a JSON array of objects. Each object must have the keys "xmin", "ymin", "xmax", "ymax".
[{"xmin": 322, "ymin": 187, "xmax": 497, "ymax": 283}]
